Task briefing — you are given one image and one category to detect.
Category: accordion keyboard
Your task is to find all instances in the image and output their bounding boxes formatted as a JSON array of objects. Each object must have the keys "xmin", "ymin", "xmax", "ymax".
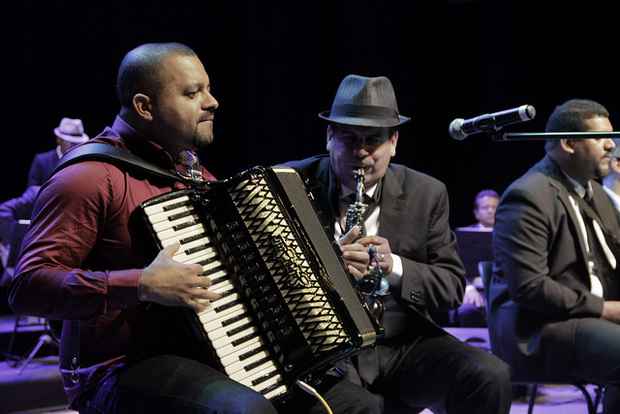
[{"xmin": 143, "ymin": 193, "xmax": 288, "ymax": 400}]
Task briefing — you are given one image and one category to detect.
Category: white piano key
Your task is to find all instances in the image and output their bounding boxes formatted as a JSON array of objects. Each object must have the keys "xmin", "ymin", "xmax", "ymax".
[
  {"xmin": 157, "ymin": 223, "xmax": 205, "ymax": 243},
  {"xmin": 173, "ymin": 246, "xmax": 217, "ymax": 263},
  {"xmin": 210, "ymin": 281, "xmax": 234, "ymax": 294},
  {"xmin": 201, "ymin": 260, "xmax": 224, "ymax": 273},
  {"xmin": 255, "ymin": 375, "xmax": 284, "ymax": 395},
  {"xmin": 143, "ymin": 195, "xmax": 190, "ymax": 215},
  {"xmin": 148, "ymin": 205, "xmax": 194, "ymax": 224},
  {"xmin": 204, "ymin": 269, "xmax": 227, "ymax": 281},
  {"xmin": 263, "ymin": 385, "xmax": 288, "ymax": 400}
]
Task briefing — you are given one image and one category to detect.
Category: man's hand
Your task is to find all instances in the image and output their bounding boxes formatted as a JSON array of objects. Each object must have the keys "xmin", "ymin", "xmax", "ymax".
[
  {"xmin": 602, "ymin": 301, "xmax": 620, "ymax": 324},
  {"xmin": 138, "ymin": 243, "xmax": 222, "ymax": 313},
  {"xmin": 357, "ymin": 235, "xmax": 394, "ymax": 274},
  {"xmin": 463, "ymin": 285, "xmax": 485, "ymax": 308},
  {"xmin": 338, "ymin": 226, "xmax": 369, "ymax": 280}
]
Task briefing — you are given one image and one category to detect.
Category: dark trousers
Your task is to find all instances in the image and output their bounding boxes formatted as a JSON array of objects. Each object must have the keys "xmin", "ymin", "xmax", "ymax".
[
  {"xmin": 314, "ymin": 332, "xmax": 512, "ymax": 414},
  {"xmin": 542, "ymin": 318, "xmax": 620, "ymax": 414},
  {"xmin": 78, "ymin": 355, "xmax": 278, "ymax": 414}
]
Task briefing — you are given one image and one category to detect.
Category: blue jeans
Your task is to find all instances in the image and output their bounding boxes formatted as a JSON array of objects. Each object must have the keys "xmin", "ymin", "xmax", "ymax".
[{"xmin": 79, "ymin": 355, "xmax": 277, "ymax": 414}]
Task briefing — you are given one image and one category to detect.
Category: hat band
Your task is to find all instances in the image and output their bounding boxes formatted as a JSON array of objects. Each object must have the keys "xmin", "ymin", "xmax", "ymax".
[{"xmin": 331, "ymin": 104, "xmax": 399, "ymax": 121}]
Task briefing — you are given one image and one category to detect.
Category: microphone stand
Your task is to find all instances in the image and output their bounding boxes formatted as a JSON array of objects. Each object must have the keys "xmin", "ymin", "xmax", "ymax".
[{"xmin": 492, "ymin": 131, "xmax": 620, "ymax": 141}]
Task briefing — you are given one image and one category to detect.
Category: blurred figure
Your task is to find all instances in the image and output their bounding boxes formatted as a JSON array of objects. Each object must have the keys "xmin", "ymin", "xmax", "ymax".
[
  {"xmin": 453, "ymin": 189, "xmax": 500, "ymax": 326},
  {"xmin": 0, "ymin": 186, "xmax": 39, "ymax": 312},
  {"xmin": 458, "ymin": 189, "xmax": 500, "ymax": 231},
  {"xmin": 28, "ymin": 117, "xmax": 89, "ymax": 186},
  {"xmin": 603, "ymin": 144, "xmax": 620, "ymax": 219}
]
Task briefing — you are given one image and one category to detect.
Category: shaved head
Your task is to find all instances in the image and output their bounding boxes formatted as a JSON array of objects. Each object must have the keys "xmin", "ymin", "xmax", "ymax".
[{"xmin": 116, "ymin": 42, "xmax": 197, "ymax": 108}]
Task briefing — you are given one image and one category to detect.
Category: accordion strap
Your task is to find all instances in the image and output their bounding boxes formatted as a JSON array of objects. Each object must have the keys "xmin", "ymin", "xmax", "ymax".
[{"xmin": 55, "ymin": 142, "xmax": 182, "ymax": 182}]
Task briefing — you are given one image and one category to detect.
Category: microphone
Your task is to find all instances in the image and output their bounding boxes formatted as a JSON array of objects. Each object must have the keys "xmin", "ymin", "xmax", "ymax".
[{"xmin": 449, "ymin": 104, "xmax": 536, "ymax": 140}]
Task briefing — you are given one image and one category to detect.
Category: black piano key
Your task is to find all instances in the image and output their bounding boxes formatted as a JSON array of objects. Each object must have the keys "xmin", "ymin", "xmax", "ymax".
[
  {"xmin": 259, "ymin": 381, "xmax": 284, "ymax": 396},
  {"xmin": 179, "ymin": 232, "xmax": 207, "ymax": 245},
  {"xmin": 221, "ymin": 313, "xmax": 247, "ymax": 327},
  {"xmin": 209, "ymin": 274, "xmax": 228, "ymax": 285},
  {"xmin": 244, "ymin": 356, "xmax": 271, "ymax": 372},
  {"xmin": 172, "ymin": 220, "xmax": 196, "ymax": 231},
  {"xmin": 227, "ymin": 321, "xmax": 253, "ymax": 337},
  {"xmin": 197, "ymin": 256, "xmax": 220, "ymax": 267},
  {"xmin": 231, "ymin": 332, "xmax": 259, "ymax": 347},
  {"xmin": 214, "ymin": 297, "xmax": 241, "ymax": 313},
  {"xmin": 238, "ymin": 345, "xmax": 265, "ymax": 361},
  {"xmin": 162, "ymin": 200, "xmax": 192, "ymax": 212},
  {"xmin": 168, "ymin": 210, "xmax": 194, "ymax": 221},
  {"xmin": 251, "ymin": 369, "xmax": 278, "ymax": 387},
  {"xmin": 185, "ymin": 243, "xmax": 211, "ymax": 255}
]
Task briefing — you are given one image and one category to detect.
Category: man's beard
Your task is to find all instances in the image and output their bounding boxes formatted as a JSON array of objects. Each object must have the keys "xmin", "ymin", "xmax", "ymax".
[{"xmin": 193, "ymin": 125, "xmax": 214, "ymax": 149}]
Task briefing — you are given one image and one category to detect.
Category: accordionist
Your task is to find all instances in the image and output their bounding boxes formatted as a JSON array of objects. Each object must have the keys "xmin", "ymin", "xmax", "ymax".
[{"xmin": 9, "ymin": 43, "xmax": 377, "ymax": 414}]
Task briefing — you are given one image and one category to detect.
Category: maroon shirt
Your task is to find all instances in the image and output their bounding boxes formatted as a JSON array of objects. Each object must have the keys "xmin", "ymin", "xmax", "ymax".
[{"xmin": 9, "ymin": 116, "xmax": 216, "ymax": 406}]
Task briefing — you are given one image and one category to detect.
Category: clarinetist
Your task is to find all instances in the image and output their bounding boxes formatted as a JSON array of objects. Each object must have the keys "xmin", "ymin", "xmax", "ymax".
[{"xmin": 286, "ymin": 74, "xmax": 512, "ymax": 414}]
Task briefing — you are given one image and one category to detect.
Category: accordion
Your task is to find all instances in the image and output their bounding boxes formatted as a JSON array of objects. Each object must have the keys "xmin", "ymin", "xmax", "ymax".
[{"xmin": 134, "ymin": 166, "xmax": 377, "ymax": 404}]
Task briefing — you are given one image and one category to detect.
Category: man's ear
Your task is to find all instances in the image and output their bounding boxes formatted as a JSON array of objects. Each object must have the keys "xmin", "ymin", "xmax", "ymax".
[
  {"xmin": 389, "ymin": 131, "xmax": 399, "ymax": 157},
  {"xmin": 326, "ymin": 125, "xmax": 334, "ymax": 151},
  {"xmin": 132, "ymin": 93, "xmax": 153, "ymax": 121},
  {"xmin": 560, "ymin": 138, "xmax": 576, "ymax": 154}
]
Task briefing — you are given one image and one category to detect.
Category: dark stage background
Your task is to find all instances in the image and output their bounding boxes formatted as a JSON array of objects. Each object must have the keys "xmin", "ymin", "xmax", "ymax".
[{"xmin": 11, "ymin": 0, "xmax": 619, "ymax": 228}]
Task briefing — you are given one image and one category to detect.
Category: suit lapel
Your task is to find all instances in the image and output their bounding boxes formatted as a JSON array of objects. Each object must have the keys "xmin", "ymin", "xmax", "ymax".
[
  {"xmin": 539, "ymin": 157, "xmax": 591, "ymax": 272},
  {"xmin": 312, "ymin": 157, "xmax": 339, "ymax": 239},
  {"xmin": 377, "ymin": 167, "xmax": 406, "ymax": 245}
]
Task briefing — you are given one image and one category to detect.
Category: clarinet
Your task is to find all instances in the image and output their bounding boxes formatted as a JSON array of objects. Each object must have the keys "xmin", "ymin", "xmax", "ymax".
[{"xmin": 343, "ymin": 168, "xmax": 388, "ymax": 321}]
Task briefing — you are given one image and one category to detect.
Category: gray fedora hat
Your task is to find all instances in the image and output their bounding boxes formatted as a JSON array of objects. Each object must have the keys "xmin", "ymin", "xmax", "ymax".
[
  {"xmin": 319, "ymin": 74, "xmax": 410, "ymax": 128},
  {"xmin": 54, "ymin": 118, "xmax": 89, "ymax": 144}
]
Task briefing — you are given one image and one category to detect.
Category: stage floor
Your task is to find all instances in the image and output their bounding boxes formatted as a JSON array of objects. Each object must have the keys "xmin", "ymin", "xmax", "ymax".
[{"xmin": 0, "ymin": 323, "xmax": 603, "ymax": 414}]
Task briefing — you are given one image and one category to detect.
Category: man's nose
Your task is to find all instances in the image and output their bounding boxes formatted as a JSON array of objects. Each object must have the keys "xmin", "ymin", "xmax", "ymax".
[
  {"xmin": 203, "ymin": 92, "xmax": 219, "ymax": 111},
  {"xmin": 353, "ymin": 144, "xmax": 370, "ymax": 158}
]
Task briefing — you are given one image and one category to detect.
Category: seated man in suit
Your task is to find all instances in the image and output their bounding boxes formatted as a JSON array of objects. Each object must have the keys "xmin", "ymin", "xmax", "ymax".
[
  {"xmin": 286, "ymin": 74, "xmax": 511, "ymax": 414},
  {"xmin": 491, "ymin": 99, "xmax": 620, "ymax": 413},
  {"xmin": 28, "ymin": 117, "xmax": 89, "ymax": 186}
]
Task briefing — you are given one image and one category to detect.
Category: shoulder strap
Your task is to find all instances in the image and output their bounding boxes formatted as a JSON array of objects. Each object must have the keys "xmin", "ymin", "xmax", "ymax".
[{"xmin": 56, "ymin": 142, "xmax": 182, "ymax": 182}]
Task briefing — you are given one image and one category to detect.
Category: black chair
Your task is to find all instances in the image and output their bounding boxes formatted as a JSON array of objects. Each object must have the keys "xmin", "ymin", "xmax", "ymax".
[{"xmin": 478, "ymin": 260, "xmax": 603, "ymax": 414}]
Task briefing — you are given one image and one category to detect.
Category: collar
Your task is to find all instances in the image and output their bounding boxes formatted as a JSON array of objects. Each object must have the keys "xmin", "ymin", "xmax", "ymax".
[
  {"xmin": 111, "ymin": 116, "xmax": 177, "ymax": 171},
  {"xmin": 340, "ymin": 182, "xmax": 379, "ymax": 201},
  {"xmin": 561, "ymin": 170, "xmax": 594, "ymax": 200}
]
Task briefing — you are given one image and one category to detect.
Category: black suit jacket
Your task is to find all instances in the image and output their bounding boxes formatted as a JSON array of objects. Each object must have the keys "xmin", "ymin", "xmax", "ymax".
[
  {"xmin": 490, "ymin": 155, "xmax": 620, "ymax": 376},
  {"xmin": 285, "ymin": 155, "xmax": 465, "ymax": 340},
  {"xmin": 28, "ymin": 149, "xmax": 60, "ymax": 187}
]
